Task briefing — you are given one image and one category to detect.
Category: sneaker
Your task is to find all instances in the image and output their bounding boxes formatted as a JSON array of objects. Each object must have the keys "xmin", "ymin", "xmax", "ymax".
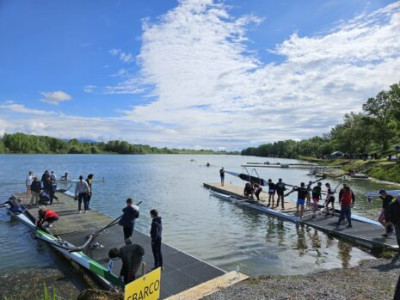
[
  {"xmin": 382, "ymin": 233, "xmax": 389, "ymax": 237},
  {"xmin": 84, "ymin": 210, "xmax": 87, "ymax": 213},
  {"xmin": 79, "ymin": 210, "xmax": 82, "ymax": 214},
  {"xmin": 346, "ymin": 224, "xmax": 352, "ymax": 228},
  {"xmin": 48, "ymin": 224, "xmax": 53, "ymax": 228}
]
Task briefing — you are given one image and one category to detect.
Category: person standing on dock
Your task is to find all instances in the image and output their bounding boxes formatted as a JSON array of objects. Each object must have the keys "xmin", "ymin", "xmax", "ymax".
[
  {"xmin": 311, "ymin": 182, "xmax": 322, "ymax": 218},
  {"xmin": 119, "ymin": 198, "xmax": 139, "ymax": 242},
  {"xmin": 150, "ymin": 209, "xmax": 163, "ymax": 270},
  {"xmin": 267, "ymin": 179, "xmax": 276, "ymax": 208},
  {"xmin": 276, "ymin": 178, "xmax": 286, "ymax": 209},
  {"xmin": 219, "ymin": 167, "xmax": 225, "ymax": 186},
  {"xmin": 30, "ymin": 177, "xmax": 41, "ymax": 206},
  {"xmin": 336, "ymin": 185, "xmax": 354, "ymax": 228},
  {"xmin": 86, "ymin": 174, "xmax": 94, "ymax": 210},
  {"xmin": 108, "ymin": 241, "xmax": 145, "ymax": 285},
  {"xmin": 294, "ymin": 183, "xmax": 307, "ymax": 219},
  {"xmin": 75, "ymin": 175, "xmax": 89, "ymax": 213},
  {"xmin": 378, "ymin": 190, "xmax": 394, "ymax": 237},
  {"xmin": 26, "ymin": 171, "xmax": 33, "ymax": 197},
  {"xmin": 385, "ymin": 195, "xmax": 400, "ymax": 247},
  {"xmin": 324, "ymin": 183, "xmax": 335, "ymax": 216}
]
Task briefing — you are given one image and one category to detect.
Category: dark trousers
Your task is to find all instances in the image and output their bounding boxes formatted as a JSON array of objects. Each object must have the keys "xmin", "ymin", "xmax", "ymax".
[
  {"xmin": 276, "ymin": 193, "xmax": 285, "ymax": 208},
  {"xmin": 338, "ymin": 206, "xmax": 351, "ymax": 225},
  {"xmin": 395, "ymin": 224, "xmax": 400, "ymax": 247},
  {"xmin": 151, "ymin": 239, "xmax": 163, "ymax": 268},
  {"xmin": 78, "ymin": 193, "xmax": 87, "ymax": 211},
  {"xmin": 123, "ymin": 226, "xmax": 133, "ymax": 240}
]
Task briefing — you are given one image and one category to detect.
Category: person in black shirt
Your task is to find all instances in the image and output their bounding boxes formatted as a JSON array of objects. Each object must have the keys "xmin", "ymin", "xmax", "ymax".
[
  {"xmin": 275, "ymin": 178, "xmax": 286, "ymax": 209},
  {"xmin": 150, "ymin": 209, "xmax": 163, "ymax": 270},
  {"xmin": 243, "ymin": 183, "xmax": 253, "ymax": 199},
  {"xmin": 385, "ymin": 195, "xmax": 400, "ymax": 247},
  {"xmin": 267, "ymin": 179, "xmax": 276, "ymax": 208},
  {"xmin": 108, "ymin": 242, "xmax": 145, "ymax": 284},
  {"xmin": 294, "ymin": 182, "xmax": 307, "ymax": 219},
  {"xmin": 311, "ymin": 182, "xmax": 322, "ymax": 218},
  {"xmin": 219, "ymin": 167, "xmax": 225, "ymax": 186},
  {"xmin": 378, "ymin": 189, "xmax": 394, "ymax": 237}
]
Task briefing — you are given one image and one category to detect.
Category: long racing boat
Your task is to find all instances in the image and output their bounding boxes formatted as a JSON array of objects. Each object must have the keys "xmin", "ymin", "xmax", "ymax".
[{"xmin": 4, "ymin": 205, "xmax": 124, "ymax": 289}]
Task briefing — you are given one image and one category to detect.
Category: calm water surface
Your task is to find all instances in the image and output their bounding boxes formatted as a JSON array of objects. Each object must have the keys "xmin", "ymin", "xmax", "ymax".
[{"xmin": 1, "ymin": 154, "xmax": 398, "ymax": 276}]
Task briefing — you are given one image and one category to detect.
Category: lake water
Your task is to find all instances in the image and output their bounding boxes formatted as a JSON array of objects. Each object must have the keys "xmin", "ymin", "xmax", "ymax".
[{"xmin": 0, "ymin": 154, "xmax": 398, "ymax": 276}]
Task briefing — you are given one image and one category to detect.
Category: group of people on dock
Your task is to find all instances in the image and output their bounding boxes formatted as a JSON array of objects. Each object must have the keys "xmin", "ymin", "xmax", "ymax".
[
  {"xmin": 19, "ymin": 170, "xmax": 164, "ymax": 285},
  {"xmin": 109, "ymin": 198, "xmax": 163, "ymax": 284},
  {"xmin": 25, "ymin": 170, "xmax": 59, "ymax": 206}
]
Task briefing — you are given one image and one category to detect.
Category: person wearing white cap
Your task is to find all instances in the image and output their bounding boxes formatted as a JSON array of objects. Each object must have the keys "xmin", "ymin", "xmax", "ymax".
[{"xmin": 385, "ymin": 195, "xmax": 400, "ymax": 247}]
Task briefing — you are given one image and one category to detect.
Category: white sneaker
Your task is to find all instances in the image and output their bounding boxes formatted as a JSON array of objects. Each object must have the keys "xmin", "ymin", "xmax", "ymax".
[
  {"xmin": 48, "ymin": 224, "xmax": 53, "ymax": 228},
  {"xmin": 79, "ymin": 210, "xmax": 82, "ymax": 214}
]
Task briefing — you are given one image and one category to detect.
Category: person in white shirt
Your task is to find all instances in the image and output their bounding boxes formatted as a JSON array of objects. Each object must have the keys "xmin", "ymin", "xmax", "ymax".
[
  {"xmin": 26, "ymin": 171, "xmax": 34, "ymax": 196},
  {"xmin": 75, "ymin": 175, "xmax": 89, "ymax": 213}
]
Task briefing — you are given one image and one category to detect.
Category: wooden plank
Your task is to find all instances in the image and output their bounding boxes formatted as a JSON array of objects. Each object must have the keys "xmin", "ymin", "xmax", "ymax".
[{"xmin": 165, "ymin": 271, "xmax": 248, "ymax": 300}]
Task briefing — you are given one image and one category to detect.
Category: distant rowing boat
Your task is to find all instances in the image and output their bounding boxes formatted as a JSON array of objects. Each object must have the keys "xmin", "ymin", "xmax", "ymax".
[{"xmin": 59, "ymin": 177, "xmax": 105, "ymax": 184}]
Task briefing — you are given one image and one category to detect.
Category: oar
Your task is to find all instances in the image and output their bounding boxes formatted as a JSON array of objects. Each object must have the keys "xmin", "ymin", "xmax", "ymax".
[
  {"xmin": 284, "ymin": 176, "xmax": 326, "ymax": 197},
  {"xmin": 88, "ymin": 200, "xmax": 143, "ymax": 241}
]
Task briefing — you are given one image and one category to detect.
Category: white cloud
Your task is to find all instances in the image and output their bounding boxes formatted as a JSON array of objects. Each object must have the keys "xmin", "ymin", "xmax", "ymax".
[
  {"xmin": 40, "ymin": 91, "xmax": 72, "ymax": 105},
  {"xmin": 2, "ymin": 1, "xmax": 400, "ymax": 150},
  {"xmin": 115, "ymin": 0, "xmax": 400, "ymax": 149},
  {"xmin": 0, "ymin": 102, "xmax": 57, "ymax": 115},
  {"xmin": 109, "ymin": 48, "xmax": 135, "ymax": 63},
  {"xmin": 84, "ymin": 85, "xmax": 96, "ymax": 93}
]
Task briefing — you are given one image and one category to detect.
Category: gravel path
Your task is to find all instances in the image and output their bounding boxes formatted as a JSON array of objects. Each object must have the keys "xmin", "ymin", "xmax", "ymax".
[{"xmin": 203, "ymin": 256, "xmax": 400, "ymax": 300}]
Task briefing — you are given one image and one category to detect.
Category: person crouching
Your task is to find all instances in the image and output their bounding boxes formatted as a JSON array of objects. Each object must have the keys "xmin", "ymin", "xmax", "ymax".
[{"xmin": 37, "ymin": 208, "xmax": 59, "ymax": 228}]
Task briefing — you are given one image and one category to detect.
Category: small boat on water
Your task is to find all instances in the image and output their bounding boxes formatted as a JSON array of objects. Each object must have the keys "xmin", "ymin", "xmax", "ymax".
[{"xmin": 349, "ymin": 173, "xmax": 369, "ymax": 179}]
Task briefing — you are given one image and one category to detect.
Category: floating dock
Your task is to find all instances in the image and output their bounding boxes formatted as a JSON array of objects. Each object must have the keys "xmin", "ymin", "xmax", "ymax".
[
  {"xmin": 204, "ymin": 182, "xmax": 398, "ymax": 251},
  {"xmin": 19, "ymin": 192, "xmax": 248, "ymax": 299}
]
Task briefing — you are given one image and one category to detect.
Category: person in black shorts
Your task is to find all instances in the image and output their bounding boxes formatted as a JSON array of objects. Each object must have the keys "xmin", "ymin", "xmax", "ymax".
[
  {"xmin": 275, "ymin": 178, "xmax": 286, "ymax": 209},
  {"xmin": 267, "ymin": 179, "xmax": 276, "ymax": 208},
  {"xmin": 324, "ymin": 183, "xmax": 335, "ymax": 216}
]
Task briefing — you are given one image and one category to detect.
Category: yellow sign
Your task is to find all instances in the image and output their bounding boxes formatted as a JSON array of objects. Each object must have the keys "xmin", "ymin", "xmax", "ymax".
[{"xmin": 125, "ymin": 267, "xmax": 161, "ymax": 300}]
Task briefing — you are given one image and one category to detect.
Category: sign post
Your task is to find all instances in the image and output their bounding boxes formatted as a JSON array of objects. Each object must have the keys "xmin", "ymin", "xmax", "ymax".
[{"xmin": 124, "ymin": 267, "xmax": 161, "ymax": 300}]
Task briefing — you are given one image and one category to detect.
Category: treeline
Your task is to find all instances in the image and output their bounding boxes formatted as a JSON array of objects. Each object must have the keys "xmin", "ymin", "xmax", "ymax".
[
  {"xmin": 0, "ymin": 133, "xmax": 236, "ymax": 155},
  {"xmin": 242, "ymin": 81, "xmax": 400, "ymax": 158}
]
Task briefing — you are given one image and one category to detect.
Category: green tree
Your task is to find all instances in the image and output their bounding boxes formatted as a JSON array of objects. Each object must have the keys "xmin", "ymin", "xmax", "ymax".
[{"xmin": 362, "ymin": 91, "xmax": 395, "ymax": 150}]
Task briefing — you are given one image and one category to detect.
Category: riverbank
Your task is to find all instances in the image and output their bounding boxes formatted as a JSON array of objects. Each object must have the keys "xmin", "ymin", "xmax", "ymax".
[
  {"xmin": 303, "ymin": 157, "xmax": 400, "ymax": 184},
  {"xmin": 204, "ymin": 256, "xmax": 400, "ymax": 300},
  {"xmin": 2, "ymin": 256, "xmax": 399, "ymax": 299}
]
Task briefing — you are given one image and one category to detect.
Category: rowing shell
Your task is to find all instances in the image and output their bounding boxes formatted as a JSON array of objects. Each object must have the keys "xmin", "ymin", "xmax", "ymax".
[
  {"xmin": 366, "ymin": 190, "xmax": 400, "ymax": 197},
  {"xmin": 209, "ymin": 190, "xmax": 298, "ymax": 222},
  {"xmin": 5, "ymin": 207, "xmax": 124, "ymax": 288}
]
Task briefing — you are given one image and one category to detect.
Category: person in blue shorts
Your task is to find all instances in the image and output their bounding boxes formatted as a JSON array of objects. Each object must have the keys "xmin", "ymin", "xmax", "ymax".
[{"xmin": 294, "ymin": 182, "xmax": 308, "ymax": 219}]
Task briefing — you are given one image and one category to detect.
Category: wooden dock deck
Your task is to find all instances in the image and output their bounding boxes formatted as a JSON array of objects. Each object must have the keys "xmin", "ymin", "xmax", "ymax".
[
  {"xmin": 23, "ymin": 192, "xmax": 248, "ymax": 299},
  {"xmin": 204, "ymin": 182, "xmax": 398, "ymax": 251}
]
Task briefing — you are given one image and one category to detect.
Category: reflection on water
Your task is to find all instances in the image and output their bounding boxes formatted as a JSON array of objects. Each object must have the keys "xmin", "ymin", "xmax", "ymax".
[
  {"xmin": 0, "ymin": 154, "xmax": 387, "ymax": 276},
  {"xmin": 338, "ymin": 240, "xmax": 352, "ymax": 268}
]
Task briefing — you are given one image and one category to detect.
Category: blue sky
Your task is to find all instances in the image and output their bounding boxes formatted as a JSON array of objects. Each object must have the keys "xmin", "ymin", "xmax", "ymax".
[{"xmin": 0, "ymin": 0, "xmax": 399, "ymax": 150}]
